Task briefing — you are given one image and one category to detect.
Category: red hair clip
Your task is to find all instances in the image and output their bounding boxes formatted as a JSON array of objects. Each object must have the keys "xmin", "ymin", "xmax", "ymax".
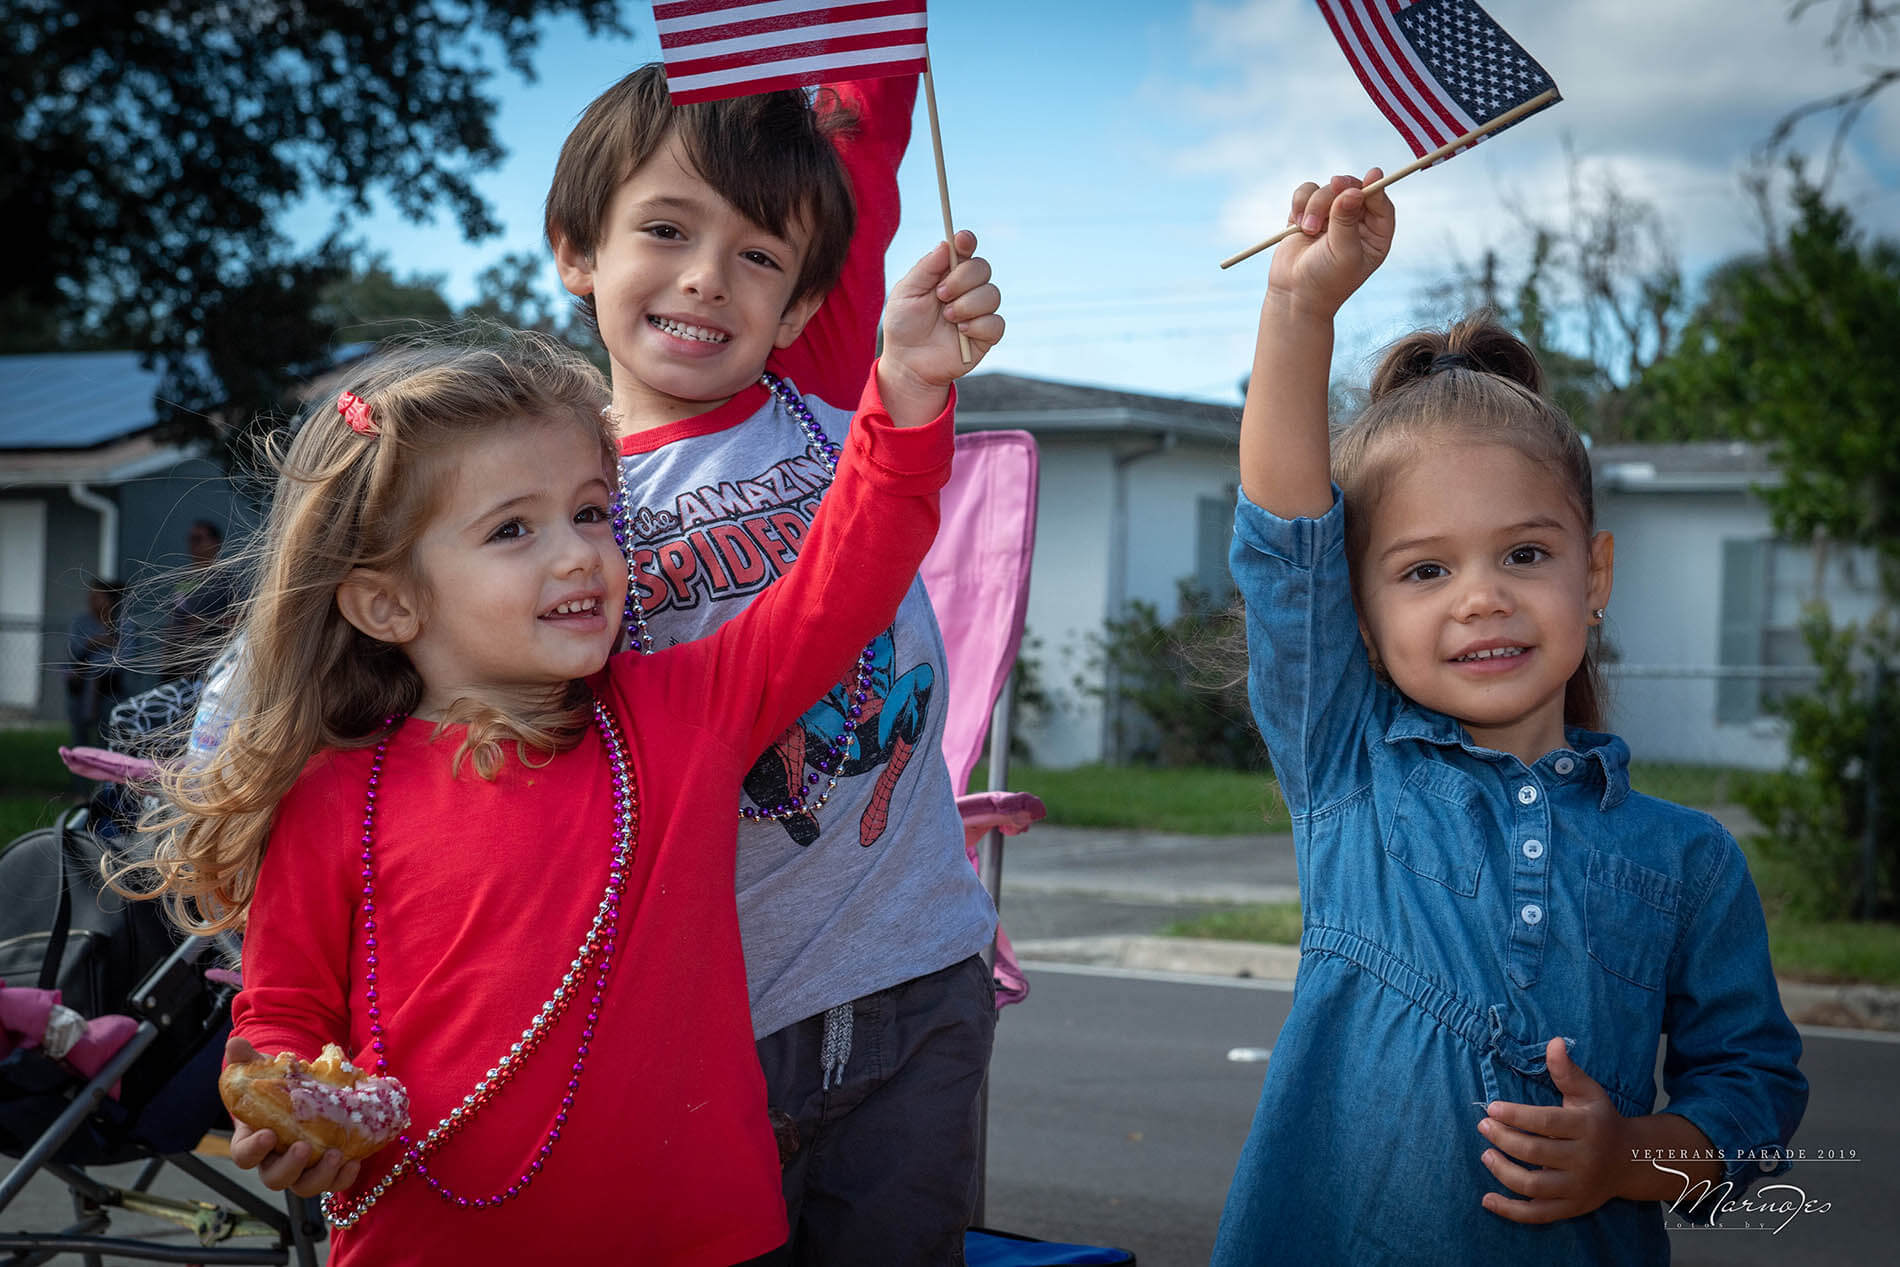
[{"xmin": 338, "ymin": 391, "xmax": 377, "ymax": 436}]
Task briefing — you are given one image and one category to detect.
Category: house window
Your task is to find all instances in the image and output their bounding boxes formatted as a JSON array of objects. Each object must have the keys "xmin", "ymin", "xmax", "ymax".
[
  {"xmin": 0, "ymin": 499, "xmax": 48, "ymax": 712},
  {"xmin": 1717, "ymin": 536, "xmax": 1881, "ymax": 723},
  {"xmin": 1194, "ymin": 492, "xmax": 1237, "ymax": 603}
]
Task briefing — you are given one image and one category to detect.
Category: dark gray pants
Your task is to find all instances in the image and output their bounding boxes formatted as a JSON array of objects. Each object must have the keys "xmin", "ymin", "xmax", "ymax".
[{"xmin": 741, "ymin": 954, "xmax": 996, "ymax": 1267}]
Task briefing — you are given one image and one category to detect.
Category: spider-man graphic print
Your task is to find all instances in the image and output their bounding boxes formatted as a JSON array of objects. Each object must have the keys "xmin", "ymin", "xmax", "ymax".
[
  {"xmin": 741, "ymin": 626, "xmax": 933, "ymax": 847},
  {"xmin": 617, "ymin": 431, "xmax": 935, "ymax": 849}
]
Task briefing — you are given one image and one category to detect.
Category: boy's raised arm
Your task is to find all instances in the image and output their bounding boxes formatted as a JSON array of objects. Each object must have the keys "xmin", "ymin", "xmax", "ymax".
[
  {"xmin": 771, "ymin": 75, "xmax": 918, "ymax": 405},
  {"xmin": 1240, "ymin": 171, "xmax": 1394, "ymax": 520}
]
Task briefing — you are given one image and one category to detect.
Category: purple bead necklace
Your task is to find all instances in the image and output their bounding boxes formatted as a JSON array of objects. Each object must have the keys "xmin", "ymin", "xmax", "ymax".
[
  {"xmin": 608, "ymin": 371, "xmax": 876, "ymax": 826},
  {"xmin": 321, "ymin": 697, "xmax": 637, "ymax": 1229}
]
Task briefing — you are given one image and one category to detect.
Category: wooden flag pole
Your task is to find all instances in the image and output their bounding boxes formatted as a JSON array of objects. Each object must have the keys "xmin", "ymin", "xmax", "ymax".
[
  {"xmin": 922, "ymin": 52, "xmax": 974, "ymax": 364},
  {"xmin": 1217, "ymin": 87, "xmax": 1560, "ymax": 270}
]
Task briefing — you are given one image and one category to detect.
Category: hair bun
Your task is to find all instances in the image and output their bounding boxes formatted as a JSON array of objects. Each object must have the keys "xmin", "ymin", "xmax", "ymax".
[{"xmin": 1368, "ymin": 312, "xmax": 1544, "ymax": 400}]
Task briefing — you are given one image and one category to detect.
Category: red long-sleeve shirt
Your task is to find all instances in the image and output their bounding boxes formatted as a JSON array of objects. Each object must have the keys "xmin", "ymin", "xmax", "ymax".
[{"xmin": 232, "ymin": 375, "xmax": 952, "ymax": 1266}]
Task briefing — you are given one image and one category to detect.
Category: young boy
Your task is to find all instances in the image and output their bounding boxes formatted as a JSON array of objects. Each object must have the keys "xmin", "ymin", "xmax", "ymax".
[{"xmin": 546, "ymin": 67, "xmax": 1003, "ymax": 1263}]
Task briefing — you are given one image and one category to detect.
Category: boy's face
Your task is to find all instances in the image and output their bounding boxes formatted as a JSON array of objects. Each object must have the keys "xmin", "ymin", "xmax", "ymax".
[{"xmin": 556, "ymin": 132, "xmax": 823, "ymax": 430}]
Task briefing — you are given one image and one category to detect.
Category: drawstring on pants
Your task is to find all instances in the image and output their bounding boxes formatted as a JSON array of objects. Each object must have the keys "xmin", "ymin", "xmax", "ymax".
[{"xmin": 820, "ymin": 1001, "xmax": 853, "ymax": 1090}]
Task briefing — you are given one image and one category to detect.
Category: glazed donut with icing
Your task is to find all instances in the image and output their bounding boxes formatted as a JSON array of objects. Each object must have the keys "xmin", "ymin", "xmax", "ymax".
[{"xmin": 219, "ymin": 1043, "xmax": 410, "ymax": 1162}]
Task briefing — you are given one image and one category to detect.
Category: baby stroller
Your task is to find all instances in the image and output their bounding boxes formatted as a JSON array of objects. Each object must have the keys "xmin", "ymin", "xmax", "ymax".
[{"xmin": 0, "ymin": 683, "xmax": 324, "ymax": 1264}]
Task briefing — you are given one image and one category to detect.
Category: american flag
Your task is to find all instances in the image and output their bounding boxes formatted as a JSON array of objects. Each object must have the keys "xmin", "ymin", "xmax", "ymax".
[
  {"xmin": 1315, "ymin": 0, "xmax": 1559, "ymax": 157},
  {"xmin": 652, "ymin": 1, "xmax": 928, "ymax": 104}
]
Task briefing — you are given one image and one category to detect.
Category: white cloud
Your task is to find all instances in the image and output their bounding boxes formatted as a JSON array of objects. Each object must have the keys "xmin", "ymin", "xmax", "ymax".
[
  {"xmin": 1110, "ymin": 0, "xmax": 1895, "ymax": 393},
  {"xmin": 1182, "ymin": 0, "xmax": 1899, "ymax": 287}
]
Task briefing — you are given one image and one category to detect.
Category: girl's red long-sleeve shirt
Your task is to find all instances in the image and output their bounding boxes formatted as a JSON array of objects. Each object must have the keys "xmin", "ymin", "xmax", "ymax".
[{"xmin": 232, "ymin": 375, "xmax": 952, "ymax": 1266}]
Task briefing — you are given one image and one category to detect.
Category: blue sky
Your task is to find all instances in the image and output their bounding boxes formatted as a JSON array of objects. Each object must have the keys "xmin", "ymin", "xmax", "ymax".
[{"xmin": 289, "ymin": 0, "xmax": 1900, "ymax": 404}]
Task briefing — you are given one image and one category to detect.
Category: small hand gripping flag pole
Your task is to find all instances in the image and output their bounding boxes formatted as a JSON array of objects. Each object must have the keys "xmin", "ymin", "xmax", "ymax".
[
  {"xmin": 1220, "ymin": 0, "xmax": 1562, "ymax": 269},
  {"xmin": 652, "ymin": 1, "xmax": 972, "ymax": 362}
]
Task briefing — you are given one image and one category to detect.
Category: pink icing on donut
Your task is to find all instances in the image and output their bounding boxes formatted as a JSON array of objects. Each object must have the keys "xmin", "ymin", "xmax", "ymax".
[{"xmin": 284, "ymin": 1066, "xmax": 410, "ymax": 1140}]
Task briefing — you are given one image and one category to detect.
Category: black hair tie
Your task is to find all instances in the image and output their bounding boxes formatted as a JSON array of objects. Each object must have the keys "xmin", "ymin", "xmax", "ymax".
[{"xmin": 1428, "ymin": 352, "xmax": 1475, "ymax": 374}]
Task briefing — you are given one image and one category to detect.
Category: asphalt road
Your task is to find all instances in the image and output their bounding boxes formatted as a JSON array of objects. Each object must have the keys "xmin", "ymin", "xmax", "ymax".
[
  {"xmin": 5, "ymin": 961, "xmax": 1896, "ymax": 1264},
  {"xmin": 6, "ymin": 822, "xmax": 1894, "ymax": 1264},
  {"xmin": 981, "ymin": 961, "xmax": 1900, "ymax": 1267}
]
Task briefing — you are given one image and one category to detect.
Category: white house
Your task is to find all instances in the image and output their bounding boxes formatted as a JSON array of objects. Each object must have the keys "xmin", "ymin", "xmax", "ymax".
[
  {"xmin": 955, "ymin": 372, "xmax": 1243, "ymax": 768},
  {"xmin": 951, "ymin": 371, "xmax": 1874, "ymax": 772},
  {"xmin": 0, "ymin": 352, "xmax": 236, "ymax": 720},
  {"xmin": 1593, "ymin": 442, "xmax": 1879, "ymax": 771}
]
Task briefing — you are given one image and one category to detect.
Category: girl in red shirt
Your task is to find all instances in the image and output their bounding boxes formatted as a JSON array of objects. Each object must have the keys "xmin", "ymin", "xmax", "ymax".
[{"xmin": 124, "ymin": 238, "xmax": 1001, "ymax": 1265}]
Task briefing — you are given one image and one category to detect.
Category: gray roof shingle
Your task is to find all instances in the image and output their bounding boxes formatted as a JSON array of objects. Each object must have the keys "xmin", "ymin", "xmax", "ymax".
[{"xmin": 0, "ymin": 351, "xmax": 165, "ymax": 451}]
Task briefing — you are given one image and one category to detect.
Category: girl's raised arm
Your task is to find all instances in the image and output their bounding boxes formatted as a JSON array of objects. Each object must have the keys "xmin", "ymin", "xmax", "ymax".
[{"xmin": 1239, "ymin": 172, "xmax": 1394, "ymax": 518}]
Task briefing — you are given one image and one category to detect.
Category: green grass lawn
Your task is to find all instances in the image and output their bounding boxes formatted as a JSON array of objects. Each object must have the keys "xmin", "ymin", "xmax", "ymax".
[
  {"xmin": 970, "ymin": 759, "xmax": 1752, "ymax": 837},
  {"xmin": 1626, "ymin": 761, "xmax": 1755, "ymax": 809},
  {"xmin": 1165, "ymin": 902, "xmax": 1900, "ymax": 987},
  {"xmin": 973, "ymin": 761, "xmax": 1291, "ymax": 834},
  {"xmin": 0, "ymin": 724, "xmax": 80, "ymax": 843}
]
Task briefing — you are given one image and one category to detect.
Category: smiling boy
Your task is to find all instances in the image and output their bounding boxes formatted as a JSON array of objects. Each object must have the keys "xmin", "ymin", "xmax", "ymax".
[{"xmin": 545, "ymin": 67, "xmax": 1002, "ymax": 1263}]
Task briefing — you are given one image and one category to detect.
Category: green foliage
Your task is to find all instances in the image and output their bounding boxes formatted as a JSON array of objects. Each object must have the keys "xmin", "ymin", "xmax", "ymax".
[
  {"xmin": 1635, "ymin": 176, "xmax": 1900, "ymax": 920},
  {"xmin": 976, "ymin": 630, "xmax": 1052, "ymax": 768},
  {"xmin": 1738, "ymin": 610, "xmax": 1899, "ymax": 918},
  {"xmin": 464, "ymin": 250, "xmax": 611, "ymax": 375},
  {"xmin": 1086, "ymin": 582, "xmax": 1265, "ymax": 769},
  {"xmin": 318, "ymin": 256, "xmax": 459, "ymax": 338},
  {"xmin": 1, "ymin": 1, "xmax": 629, "ymax": 432},
  {"xmin": 1634, "ymin": 174, "xmax": 1900, "ymax": 585}
]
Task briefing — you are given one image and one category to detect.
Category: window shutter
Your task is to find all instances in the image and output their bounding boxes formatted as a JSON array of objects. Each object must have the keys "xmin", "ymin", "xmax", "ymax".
[
  {"xmin": 1195, "ymin": 494, "xmax": 1236, "ymax": 602},
  {"xmin": 1716, "ymin": 537, "xmax": 1767, "ymax": 724}
]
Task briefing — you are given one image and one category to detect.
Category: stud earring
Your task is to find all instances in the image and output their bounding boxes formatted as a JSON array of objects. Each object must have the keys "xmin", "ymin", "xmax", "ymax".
[{"xmin": 1592, "ymin": 608, "xmax": 1606, "ymax": 621}]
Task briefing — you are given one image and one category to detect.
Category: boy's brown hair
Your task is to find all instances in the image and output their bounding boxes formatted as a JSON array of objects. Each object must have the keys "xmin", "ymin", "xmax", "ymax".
[{"xmin": 545, "ymin": 63, "xmax": 857, "ymax": 334}]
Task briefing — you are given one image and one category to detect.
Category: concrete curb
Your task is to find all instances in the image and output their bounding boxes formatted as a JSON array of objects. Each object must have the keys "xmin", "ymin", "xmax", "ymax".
[
  {"xmin": 1017, "ymin": 934, "xmax": 1302, "ymax": 980},
  {"xmin": 1015, "ymin": 935, "xmax": 1900, "ymax": 1032}
]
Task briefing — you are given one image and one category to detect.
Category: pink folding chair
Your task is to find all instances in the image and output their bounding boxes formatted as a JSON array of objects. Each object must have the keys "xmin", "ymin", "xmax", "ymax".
[{"xmin": 918, "ymin": 428, "xmax": 1044, "ymax": 1010}]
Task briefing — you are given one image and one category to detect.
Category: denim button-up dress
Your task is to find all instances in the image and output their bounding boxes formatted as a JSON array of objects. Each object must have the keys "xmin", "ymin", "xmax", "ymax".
[{"xmin": 1211, "ymin": 490, "xmax": 1807, "ymax": 1266}]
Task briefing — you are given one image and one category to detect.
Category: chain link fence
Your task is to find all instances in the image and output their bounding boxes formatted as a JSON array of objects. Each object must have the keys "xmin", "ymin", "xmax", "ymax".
[
  {"xmin": 0, "ymin": 614, "xmax": 175, "ymax": 728},
  {"xmin": 0, "ymin": 635, "xmax": 1849, "ymax": 779},
  {"xmin": 0, "ymin": 616, "xmax": 63, "ymax": 724}
]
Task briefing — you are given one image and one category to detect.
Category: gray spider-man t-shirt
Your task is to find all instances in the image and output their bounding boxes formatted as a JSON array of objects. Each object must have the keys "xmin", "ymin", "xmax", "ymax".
[{"xmin": 611, "ymin": 377, "xmax": 995, "ymax": 1038}]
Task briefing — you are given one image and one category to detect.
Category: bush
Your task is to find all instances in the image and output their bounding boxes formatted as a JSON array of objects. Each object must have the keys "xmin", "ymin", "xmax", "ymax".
[
  {"xmin": 978, "ymin": 628, "xmax": 1053, "ymax": 769},
  {"xmin": 1086, "ymin": 582, "xmax": 1265, "ymax": 770},
  {"xmin": 1738, "ymin": 608, "xmax": 1900, "ymax": 920}
]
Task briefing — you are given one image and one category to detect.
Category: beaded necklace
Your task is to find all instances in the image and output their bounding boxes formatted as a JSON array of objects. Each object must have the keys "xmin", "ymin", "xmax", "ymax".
[
  {"xmin": 320, "ymin": 698, "xmax": 637, "ymax": 1229},
  {"xmin": 608, "ymin": 372, "xmax": 877, "ymax": 827}
]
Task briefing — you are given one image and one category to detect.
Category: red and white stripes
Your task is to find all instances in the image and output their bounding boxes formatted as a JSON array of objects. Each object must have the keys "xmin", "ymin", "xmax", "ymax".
[
  {"xmin": 1315, "ymin": 0, "xmax": 1481, "ymax": 156},
  {"xmin": 653, "ymin": 0, "xmax": 928, "ymax": 104}
]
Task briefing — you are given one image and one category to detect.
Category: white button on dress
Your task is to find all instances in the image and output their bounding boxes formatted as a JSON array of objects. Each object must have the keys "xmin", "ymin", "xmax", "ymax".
[
  {"xmin": 1554, "ymin": 756, "xmax": 1576, "ymax": 775},
  {"xmin": 1522, "ymin": 839, "xmax": 1544, "ymax": 860},
  {"xmin": 1517, "ymin": 785, "xmax": 1538, "ymax": 805},
  {"xmin": 1520, "ymin": 904, "xmax": 1543, "ymax": 925}
]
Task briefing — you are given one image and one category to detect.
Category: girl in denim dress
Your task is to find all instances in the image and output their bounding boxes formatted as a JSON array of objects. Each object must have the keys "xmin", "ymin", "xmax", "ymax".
[{"xmin": 1211, "ymin": 173, "xmax": 1807, "ymax": 1265}]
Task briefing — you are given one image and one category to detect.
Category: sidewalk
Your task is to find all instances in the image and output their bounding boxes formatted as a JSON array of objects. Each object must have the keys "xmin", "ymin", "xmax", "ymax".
[{"xmin": 998, "ymin": 824, "xmax": 1900, "ymax": 1032}]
